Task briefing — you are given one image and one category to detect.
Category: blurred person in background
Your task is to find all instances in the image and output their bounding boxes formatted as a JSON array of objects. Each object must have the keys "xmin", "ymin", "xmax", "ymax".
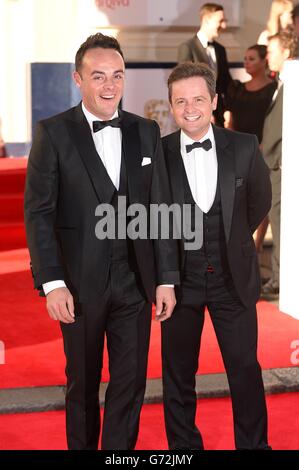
[
  {"xmin": 258, "ymin": 0, "xmax": 294, "ymax": 45},
  {"xmin": 178, "ymin": 2, "xmax": 232, "ymax": 127},
  {"xmin": 0, "ymin": 119, "xmax": 6, "ymax": 158},
  {"xmin": 293, "ymin": 3, "xmax": 299, "ymax": 37},
  {"xmin": 261, "ymin": 31, "xmax": 298, "ymax": 298},
  {"xmin": 225, "ymin": 45, "xmax": 277, "ymax": 255}
]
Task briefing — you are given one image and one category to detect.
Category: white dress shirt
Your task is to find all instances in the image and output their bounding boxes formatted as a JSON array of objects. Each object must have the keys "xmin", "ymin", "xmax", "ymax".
[
  {"xmin": 180, "ymin": 125, "xmax": 218, "ymax": 214},
  {"xmin": 197, "ymin": 30, "xmax": 217, "ymax": 73}
]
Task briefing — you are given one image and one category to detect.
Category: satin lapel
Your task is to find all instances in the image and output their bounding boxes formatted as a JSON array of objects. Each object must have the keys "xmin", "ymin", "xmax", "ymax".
[
  {"xmin": 166, "ymin": 132, "xmax": 185, "ymax": 254},
  {"xmin": 66, "ymin": 104, "xmax": 115, "ymax": 203},
  {"xmin": 213, "ymin": 125, "xmax": 235, "ymax": 243},
  {"xmin": 166, "ymin": 132, "xmax": 185, "ymax": 207},
  {"xmin": 121, "ymin": 114, "xmax": 144, "ymax": 203},
  {"xmin": 192, "ymin": 36, "xmax": 210, "ymax": 65}
]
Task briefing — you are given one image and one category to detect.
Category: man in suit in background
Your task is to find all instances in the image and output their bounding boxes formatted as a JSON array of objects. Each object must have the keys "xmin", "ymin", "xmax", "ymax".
[
  {"xmin": 24, "ymin": 33, "xmax": 179, "ymax": 450},
  {"xmin": 261, "ymin": 31, "xmax": 296, "ymax": 298},
  {"xmin": 161, "ymin": 62, "xmax": 272, "ymax": 450},
  {"xmin": 293, "ymin": 4, "xmax": 299, "ymax": 40},
  {"xmin": 178, "ymin": 3, "xmax": 232, "ymax": 127}
]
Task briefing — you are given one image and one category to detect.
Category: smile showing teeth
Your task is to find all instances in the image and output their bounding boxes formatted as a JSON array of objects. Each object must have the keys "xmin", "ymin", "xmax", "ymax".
[
  {"xmin": 185, "ymin": 116, "xmax": 200, "ymax": 121},
  {"xmin": 101, "ymin": 95, "xmax": 115, "ymax": 99}
]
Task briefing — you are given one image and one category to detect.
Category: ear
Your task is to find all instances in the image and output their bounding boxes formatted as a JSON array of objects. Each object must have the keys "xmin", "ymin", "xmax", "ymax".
[
  {"xmin": 283, "ymin": 48, "xmax": 291, "ymax": 61},
  {"xmin": 212, "ymin": 94, "xmax": 218, "ymax": 111},
  {"xmin": 169, "ymin": 102, "xmax": 174, "ymax": 116},
  {"xmin": 73, "ymin": 71, "xmax": 82, "ymax": 88}
]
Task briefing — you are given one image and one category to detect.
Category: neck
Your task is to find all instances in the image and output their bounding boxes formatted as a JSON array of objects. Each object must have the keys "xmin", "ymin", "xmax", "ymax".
[{"xmin": 200, "ymin": 26, "xmax": 214, "ymax": 41}]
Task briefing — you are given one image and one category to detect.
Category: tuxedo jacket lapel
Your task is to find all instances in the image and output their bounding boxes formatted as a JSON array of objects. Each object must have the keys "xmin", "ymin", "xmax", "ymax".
[
  {"xmin": 66, "ymin": 104, "xmax": 115, "ymax": 203},
  {"xmin": 213, "ymin": 125, "xmax": 235, "ymax": 243},
  {"xmin": 165, "ymin": 131, "xmax": 185, "ymax": 255},
  {"xmin": 166, "ymin": 131, "xmax": 185, "ymax": 207},
  {"xmin": 191, "ymin": 36, "xmax": 210, "ymax": 65}
]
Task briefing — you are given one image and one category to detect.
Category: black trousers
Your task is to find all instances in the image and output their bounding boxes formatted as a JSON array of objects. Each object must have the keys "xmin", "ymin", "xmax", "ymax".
[
  {"xmin": 161, "ymin": 269, "xmax": 270, "ymax": 450},
  {"xmin": 60, "ymin": 260, "xmax": 151, "ymax": 450}
]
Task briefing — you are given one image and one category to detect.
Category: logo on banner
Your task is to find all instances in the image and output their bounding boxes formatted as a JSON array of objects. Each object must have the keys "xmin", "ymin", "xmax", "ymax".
[{"xmin": 95, "ymin": 0, "xmax": 130, "ymax": 10}]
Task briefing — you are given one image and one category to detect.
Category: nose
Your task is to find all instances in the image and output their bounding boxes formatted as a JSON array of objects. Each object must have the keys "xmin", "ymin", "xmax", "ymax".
[{"xmin": 103, "ymin": 76, "xmax": 115, "ymax": 88}]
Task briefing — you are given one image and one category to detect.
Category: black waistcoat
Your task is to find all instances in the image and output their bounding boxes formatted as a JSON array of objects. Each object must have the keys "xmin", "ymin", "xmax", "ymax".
[{"xmin": 182, "ymin": 163, "xmax": 230, "ymax": 276}]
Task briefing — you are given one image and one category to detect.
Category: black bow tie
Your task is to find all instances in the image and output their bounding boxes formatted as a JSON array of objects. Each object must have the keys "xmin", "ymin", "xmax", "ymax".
[
  {"xmin": 186, "ymin": 138, "xmax": 212, "ymax": 153},
  {"xmin": 92, "ymin": 117, "xmax": 121, "ymax": 133},
  {"xmin": 207, "ymin": 41, "xmax": 214, "ymax": 46}
]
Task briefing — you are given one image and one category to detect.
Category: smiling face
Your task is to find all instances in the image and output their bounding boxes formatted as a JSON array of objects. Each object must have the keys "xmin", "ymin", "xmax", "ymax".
[
  {"xmin": 170, "ymin": 76, "xmax": 217, "ymax": 141},
  {"xmin": 73, "ymin": 47, "xmax": 125, "ymax": 120},
  {"xmin": 203, "ymin": 10, "xmax": 227, "ymax": 40}
]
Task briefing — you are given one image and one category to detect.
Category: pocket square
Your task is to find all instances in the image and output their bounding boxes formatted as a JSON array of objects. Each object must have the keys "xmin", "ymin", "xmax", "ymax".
[
  {"xmin": 141, "ymin": 157, "xmax": 152, "ymax": 166},
  {"xmin": 236, "ymin": 177, "xmax": 244, "ymax": 188}
]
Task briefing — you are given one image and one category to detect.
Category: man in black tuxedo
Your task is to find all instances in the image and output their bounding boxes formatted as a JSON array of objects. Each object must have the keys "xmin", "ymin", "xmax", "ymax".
[
  {"xmin": 178, "ymin": 3, "xmax": 232, "ymax": 127},
  {"xmin": 161, "ymin": 62, "xmax": 272, "ymax": 450},
  {"xmin": 24, "ymin": 33, "xmax": 179, "ymax": 450}
]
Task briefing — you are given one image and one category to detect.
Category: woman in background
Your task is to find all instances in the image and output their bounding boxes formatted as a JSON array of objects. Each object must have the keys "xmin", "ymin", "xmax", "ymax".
[
  {"xmin": 258, "ymin": 0, "xmax": 293, "ymax": 45},
  {"xmin": 225, "ymin": 45, "xmax": 277, "ymax": 255},
  {"xmin": 225, "ymin": 45, "xmax": 277, "ymax": 143}
]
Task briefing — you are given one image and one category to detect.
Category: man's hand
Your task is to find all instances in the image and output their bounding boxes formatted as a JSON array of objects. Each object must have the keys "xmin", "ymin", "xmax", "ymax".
[
  {"xmin": 155, "ymin": 286, "xmax": 176, "ymax": 322},
  {"xmin": 46, "ymin": 287, "xmax": 75, "ymax": 324}
]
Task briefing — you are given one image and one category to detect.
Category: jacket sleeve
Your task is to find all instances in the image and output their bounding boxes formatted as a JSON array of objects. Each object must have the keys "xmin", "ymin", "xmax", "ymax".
[
  {"xmin": 150, "ymin": 122, "xmax": 180, "ymax": 285},
  {"xmin": 24, "ymin": 121, "xmax": 64, "ymax": 291},
  {"xmin": 247, "ymin": 135, "xmax": 272, "ymax": 233}
]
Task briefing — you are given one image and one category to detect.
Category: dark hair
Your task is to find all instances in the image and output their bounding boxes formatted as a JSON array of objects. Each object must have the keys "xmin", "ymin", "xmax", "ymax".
[
  {"xmin": 168, "ymin": 62, "xmax": 216, "ymax": 102},
  {"xmin": 75, "ymin": 33, "xmax": 124, "ymax": 72},
  {"xmin": 199, "ymin": 3, "xmax": 224, "ymax": 24},
  {"xmin": 269, "ymin": 30, "xmax": 299, "ymax": 57},
  {"xmin": 247, "ymin": 44, "xmax": 268, "ymax": 60},
  {"xmin": 292, "ymin": 4, "xmax": 299, "ymax": 20}
]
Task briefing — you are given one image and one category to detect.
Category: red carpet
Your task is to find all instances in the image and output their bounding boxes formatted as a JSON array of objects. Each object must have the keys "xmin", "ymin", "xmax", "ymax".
[
  {"xmin": 1, "ymin": 159, "xmax": 298, "ymax": 389},
  {"xmin": 0, "ymin": 393, "xmax": 298, "ymax": 450},
  {"xmin": 0, "ymin": 158, "xmax": 27, "ymax": 251},
  {"xmin": 0, "ymin": 248, "xmax": 299, "ymax": 388}
]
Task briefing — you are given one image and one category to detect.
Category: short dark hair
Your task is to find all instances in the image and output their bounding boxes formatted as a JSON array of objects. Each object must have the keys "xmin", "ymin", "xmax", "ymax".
[
  {"xmin": 199, "ymin": 3, "xmax": 224, "ymax": 24},
  {"xmin": 247, "ymin": 44, "xmax": 268, "ymax": 60},
  {"xmin": 168, "ymin": 62, "xmax": 216, "ymax": 102},
  {"xmin": 75, "ymin": 33, "xmax": 124, "ymax": 73},
  {"xmin": 269, "ymin": 31, "xmax": 299, "ymax": 58},
  {"xmin": 292, "ymin": 4, "xmax": 299, "ymax": 20}
]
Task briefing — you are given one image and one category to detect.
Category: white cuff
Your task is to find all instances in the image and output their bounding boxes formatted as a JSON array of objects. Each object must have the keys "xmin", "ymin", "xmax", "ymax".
[
  {"xmin": 157, "ymin": 284, "xmax": 174, "ymax": 288},
  {"xmin": 43, "ymin": 280, "xmax": 66, "ymax": 295}
]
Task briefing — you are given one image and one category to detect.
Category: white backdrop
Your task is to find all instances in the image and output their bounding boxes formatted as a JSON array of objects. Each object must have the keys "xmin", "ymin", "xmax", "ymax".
[{"xmin": 279, "ymin": 60, "xmax": 299, "ymax": 320}]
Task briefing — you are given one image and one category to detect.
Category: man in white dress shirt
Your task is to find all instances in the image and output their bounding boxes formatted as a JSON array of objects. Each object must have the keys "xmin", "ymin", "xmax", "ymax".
[
  {"xmin": 161, "ymin": 62, "xmax": 272, "ymax": 450},
  {"xmin": 24, "ymin": 33, "xmax": 179, "ymax": 450},
  {"xmin": 177, "ymin": 3, "xmax": 231, "ymax": 127}
]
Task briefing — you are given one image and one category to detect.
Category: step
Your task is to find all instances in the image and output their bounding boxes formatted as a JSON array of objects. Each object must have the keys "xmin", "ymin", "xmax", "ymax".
[
  {"xmin": 0, "ymin": 194, "xmax": 24, "ymax": 223},
  {"xmin": 0, "ymin": 159, "xmax": 27, "ymax": 195},
  {"xmin": 0, "ymin": 223, "xmax": 27, "ymax": 251}
]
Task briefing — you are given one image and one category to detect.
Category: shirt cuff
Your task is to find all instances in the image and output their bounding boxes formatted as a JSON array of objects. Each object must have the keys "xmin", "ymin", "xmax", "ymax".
[
  {"xmin": 157, "ymin": 284, "xmax": 174, "ymax": 288},
  {"xmin": 43, "ymin": 280, "xmax": 66, "ymax": 295}
]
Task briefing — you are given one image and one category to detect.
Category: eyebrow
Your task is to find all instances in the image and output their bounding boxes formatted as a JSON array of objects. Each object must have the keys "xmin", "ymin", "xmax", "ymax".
[
  {"xmin": 175, "ymin": 95, "xmax": 206, "ymax": 101},
  {"xmin": 91, "ymin": 69, "xmax": 124, "ymax": 76}
]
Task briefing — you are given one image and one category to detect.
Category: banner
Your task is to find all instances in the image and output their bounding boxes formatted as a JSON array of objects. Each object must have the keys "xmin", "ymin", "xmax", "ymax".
[{"xmin": 79, "ymin": 0, "xmax": 242, "ymax": 28}]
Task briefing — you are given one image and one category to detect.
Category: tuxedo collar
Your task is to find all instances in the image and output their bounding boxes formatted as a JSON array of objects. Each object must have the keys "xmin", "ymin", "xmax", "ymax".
[{"xmin": 66, "ymin": 103, "xmax": 143, "ymax": 204}]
